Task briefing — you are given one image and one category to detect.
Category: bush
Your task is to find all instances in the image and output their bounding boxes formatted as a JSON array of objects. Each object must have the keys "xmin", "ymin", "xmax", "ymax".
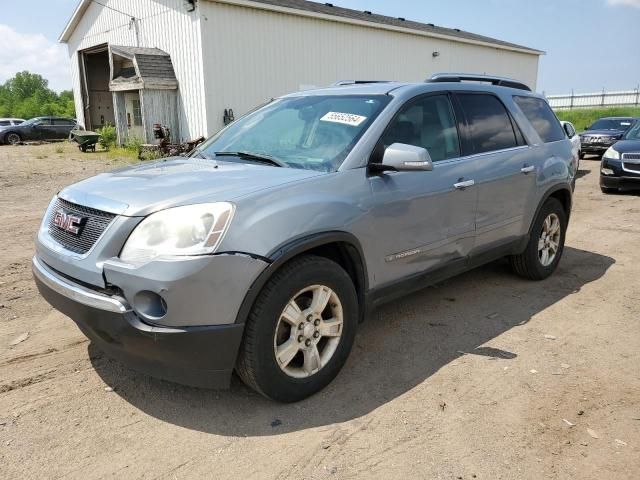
[
  {"xmin": 97, "ymin": 124, "xmax": 117, "ymax": 151},
  {"xmin": 124, "ymin": 135, "xmax": 144, "ymax": 155}
]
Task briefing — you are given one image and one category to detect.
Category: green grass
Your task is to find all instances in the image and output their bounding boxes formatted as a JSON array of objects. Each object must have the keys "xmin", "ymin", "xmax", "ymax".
[
  {"xmin": 555, "ymin": 107, "xmax": 640, "ymax": 132},
  {"xmin": 105, "ymin": 147, "xmax": 140, "ymax": 162}
]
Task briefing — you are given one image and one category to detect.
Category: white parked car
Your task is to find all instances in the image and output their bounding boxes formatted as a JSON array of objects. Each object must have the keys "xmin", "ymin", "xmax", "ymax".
[
  {"xmin": 0, "ymin": 118, "xmax": 26, "ymax": 127},
  {"xmin": 561, "ymin": 121, "xmax": 581, "ymax": 159},
  {"xmin": 561, "ymin": 121, "xmax": 581, "ymax": 172}
]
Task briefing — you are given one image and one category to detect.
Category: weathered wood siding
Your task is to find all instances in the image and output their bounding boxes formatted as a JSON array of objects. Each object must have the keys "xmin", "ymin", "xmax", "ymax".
[
  {"xmin": 111, "ymin": 91, "xmax": 128, "ymax": 145},
  {"xmin": 140, "ymin": 89, "xmax": 180, "ymax": 143}
]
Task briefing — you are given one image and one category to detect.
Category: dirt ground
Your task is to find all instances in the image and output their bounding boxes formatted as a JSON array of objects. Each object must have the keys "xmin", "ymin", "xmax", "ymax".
[{"xmin": 0, "ymin": 143, "xmax": 638, "ymax": 479}]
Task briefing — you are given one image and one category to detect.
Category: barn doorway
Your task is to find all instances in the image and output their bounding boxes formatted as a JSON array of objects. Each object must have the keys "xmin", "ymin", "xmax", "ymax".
[{"xmin": 78, "ymin": 45, "xmax": 115, "ymax": 131}]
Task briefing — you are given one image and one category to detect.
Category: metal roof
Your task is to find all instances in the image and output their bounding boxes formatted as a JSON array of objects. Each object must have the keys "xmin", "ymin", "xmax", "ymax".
[
  {"xmin": 59, "ymin": 0, "xmax": 543, "ymax": 55},
  {"xmin": 248, "ymin": 0, "xmax": 543, "ymax": 55}
]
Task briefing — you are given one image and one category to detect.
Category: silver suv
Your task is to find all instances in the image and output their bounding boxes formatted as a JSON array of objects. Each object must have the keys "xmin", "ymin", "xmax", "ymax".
[{"xmin": 33, "ymin": 74, "xmax": 575, "ymax": 402}]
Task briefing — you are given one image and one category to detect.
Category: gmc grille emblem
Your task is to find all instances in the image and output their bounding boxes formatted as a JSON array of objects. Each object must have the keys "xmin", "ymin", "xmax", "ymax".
[{"xmin": 53, "ymin": 210, "xmax": 86, "ymax": 236}]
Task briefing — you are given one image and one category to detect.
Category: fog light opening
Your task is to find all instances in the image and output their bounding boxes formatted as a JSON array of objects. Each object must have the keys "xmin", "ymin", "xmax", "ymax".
[
  {"xmin": 133, "ymin": 291, "xmax": 168, "ymax": 320},
  {"xmin": 601, "ymin": 167, "xmax": 615, "ymax": 176}
]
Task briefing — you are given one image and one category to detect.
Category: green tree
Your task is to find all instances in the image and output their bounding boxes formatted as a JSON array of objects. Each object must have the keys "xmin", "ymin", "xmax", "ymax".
[{"xmin": 0, "ymin": 71, "xmax": 75, "ymax": 119}]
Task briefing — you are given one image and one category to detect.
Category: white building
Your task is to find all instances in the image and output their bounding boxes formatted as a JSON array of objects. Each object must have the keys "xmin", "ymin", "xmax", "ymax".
[{"xmin": 59, "ymin": 0, "xmax": 543, "ymax": 143}]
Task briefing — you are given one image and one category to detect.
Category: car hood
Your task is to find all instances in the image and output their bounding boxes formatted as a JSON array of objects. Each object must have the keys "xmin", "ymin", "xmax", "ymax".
[
  {"xmin": 58, "ymin": 157, "xmax": 324, "ymax": 216},
  {"xmin": 581, "ymin": 129, "xmax": 625, "ymax": 137},
  {"xmin": 611, "ymin": 140, "xmax": 640, "ymax": 153}
]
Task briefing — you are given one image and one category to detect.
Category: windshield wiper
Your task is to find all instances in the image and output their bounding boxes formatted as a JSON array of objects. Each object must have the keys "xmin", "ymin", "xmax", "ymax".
[
  {"xmin": 214, "ymin": 151, "xmax": 289, "ymax": 168},
  {"xmin": 191, "ymin": 151, "xmax": 214, "ymax": 160}
]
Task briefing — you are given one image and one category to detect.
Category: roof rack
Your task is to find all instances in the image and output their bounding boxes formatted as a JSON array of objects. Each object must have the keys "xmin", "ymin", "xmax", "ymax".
[
  {"xmin": 426, "ymin": 73, "xmax": 531, "ymax": 92},
  {"xmin": 331, "ymin": 80, "xmax": 393, "ymax": 87}
]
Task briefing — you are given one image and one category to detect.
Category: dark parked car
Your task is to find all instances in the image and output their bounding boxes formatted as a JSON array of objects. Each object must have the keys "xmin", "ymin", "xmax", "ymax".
[
  {"xmin": 600, "ymin": 122, "xmax": 640, "ymax": 193},
  {"xmin": 579, "ymin": 117, "xmax": 638, "ymax": 159},
  {"xmin": 0, "ymin": 117, "xmax": 78, "ymax": 145}
]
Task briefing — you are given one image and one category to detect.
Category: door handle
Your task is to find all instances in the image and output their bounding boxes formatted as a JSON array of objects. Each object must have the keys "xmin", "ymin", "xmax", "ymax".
[
  {"xmin": 521, "ymin": 165, "xmax": 536, "ymax": 174},
  {"xmin": 454, "ymin": 179, "xmax": 475, "ymax": 190}
]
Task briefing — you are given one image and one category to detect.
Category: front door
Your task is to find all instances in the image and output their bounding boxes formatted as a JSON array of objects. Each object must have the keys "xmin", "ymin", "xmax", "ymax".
[
  {"xmin": 124, "ymin": 92, "xmax": 144, "ymax": 140},
  {"xmin": 366, "ymin": 93, "xmax": 478, "ymax": 287}
]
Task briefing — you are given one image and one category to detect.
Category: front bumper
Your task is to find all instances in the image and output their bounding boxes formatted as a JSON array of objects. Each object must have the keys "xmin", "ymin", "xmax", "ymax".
[
  {"xmin": 600, "ymin": 174, "xmax": 640, "ymax": 191},
  {"xmin": 33, "ymin": 256, "xmax": 250, "ymax": 389},
  {"xmin": 581, "ymin": 144, "xmax": 611, "ymax": 155}
]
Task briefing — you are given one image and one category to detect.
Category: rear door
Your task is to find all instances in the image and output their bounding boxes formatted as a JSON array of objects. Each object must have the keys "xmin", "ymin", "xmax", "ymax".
[
  {"xmin": 367, "ymin": 93, "xmax": 478, "ymax": 286},
  {"xmin": 52, "ymin": 118, "xmax": 76, "ymax": 139},
  {"xmin": 453, "ymin": 92, "xmax": 537, "ymax": 252}
]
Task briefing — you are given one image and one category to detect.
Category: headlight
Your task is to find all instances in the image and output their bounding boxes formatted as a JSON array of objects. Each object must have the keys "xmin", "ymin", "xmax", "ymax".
[
  {"xmin": 120, "ymin": 202, "xmax": 235, "ymax": 263},
  {"xmin": 603, "ymin": 147, "xmax": 620, "ymax": 160}
]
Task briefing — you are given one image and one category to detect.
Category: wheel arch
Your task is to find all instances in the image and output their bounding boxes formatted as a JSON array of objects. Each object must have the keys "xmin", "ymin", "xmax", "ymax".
[
  {"xmin": 529, "ymin": 184, "xmax": 572, "ymax": 237},
  {"xmin": 235, "ymin": 232, "xmax": 369, "ymax": 325}
]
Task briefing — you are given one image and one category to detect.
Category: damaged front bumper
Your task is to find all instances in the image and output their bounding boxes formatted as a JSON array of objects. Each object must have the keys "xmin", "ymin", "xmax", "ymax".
[{"xmin": 32, "ymin": 251, "xmax": 269, "ymax": 389}]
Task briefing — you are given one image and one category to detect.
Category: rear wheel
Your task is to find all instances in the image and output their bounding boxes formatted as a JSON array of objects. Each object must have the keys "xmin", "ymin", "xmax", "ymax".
[
  {"xmin": 510, "ymin": 198, "xmax": 567, "ymax": 280},
  {"xmin": 236, "ymin": 255, "xmax": 358, "ymax": 402},
  {"xmin": 579, "ymin": 152, "xmax": 585, "ymax": 160},
  {"xmin": 5, "ymin": 132, "xmax": 21, "ymax": 145}
]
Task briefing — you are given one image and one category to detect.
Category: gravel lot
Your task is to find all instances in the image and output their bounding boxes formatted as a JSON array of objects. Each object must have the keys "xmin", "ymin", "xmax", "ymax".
[{"xmin": 1, "ymin": 143, "xmax": 639, "ymax": 479}]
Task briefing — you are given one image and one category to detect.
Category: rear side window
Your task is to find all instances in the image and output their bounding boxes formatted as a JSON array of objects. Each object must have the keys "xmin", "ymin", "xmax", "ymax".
[
  {"xmin": 53, "ymin": 119, "xmax": 74, "ymax": 126},
  {"xmin": 514, "ymin": 96, "xmax": 565, "ymax": 143},
  {"xmin": 0, "ymin": 121, "xmax": 9, "ymax": 126},
  {"xmin": 456, "ymin": 94, "xmax": 518, "ymax": 154}
]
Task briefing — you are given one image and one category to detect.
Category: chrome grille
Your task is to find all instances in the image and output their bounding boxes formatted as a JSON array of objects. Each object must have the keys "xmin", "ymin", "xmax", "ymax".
[
  {"xmin": 622, "ymin": 153, "xmax": 640, "ymax": 161},
  {"xmin": 47, "ymin": 198, "xmax": 116, "ymax": 254}
]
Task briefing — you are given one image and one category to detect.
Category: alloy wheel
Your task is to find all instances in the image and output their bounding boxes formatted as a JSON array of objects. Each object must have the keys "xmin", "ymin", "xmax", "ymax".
[
  {"xmin": 538, "ymin": 213, "xmax": 561, "ymax": 267},
  {"xmin": 273, "ymin": 285, "xmax": 344, "ymax": 379}
]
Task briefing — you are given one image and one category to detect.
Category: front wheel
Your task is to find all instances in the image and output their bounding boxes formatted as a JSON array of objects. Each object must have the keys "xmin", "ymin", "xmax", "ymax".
[
  {"xmin": 236, "ymin": 255, "xmax": 358, "ymax": 402},
  {"xmin": 579, "ymin": 152, "xmax": 585, "ymax": 160},
  {"xmin": 510, "ymin": 197, "xmax": 567, "ymax": 280},
  {"xmin": 600, "ymin": 186, "xmax": 616, "ymax": 194},
  {"xmin": 5, "ymin": 132, "xmax": 21, "ymax": 145}
]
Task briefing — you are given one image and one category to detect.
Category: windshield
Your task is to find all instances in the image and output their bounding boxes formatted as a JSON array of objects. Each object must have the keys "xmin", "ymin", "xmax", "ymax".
[
  {"xmin": 589, "ymin": 119, "xmax": 635, "ymax": 131},
  {"xmin": 625, "ymin": 123, "xmax": 640, "ymax": 140},
  {"xmin": 197, "ymin": 95, "xmax": 391, "ymax": 172}
]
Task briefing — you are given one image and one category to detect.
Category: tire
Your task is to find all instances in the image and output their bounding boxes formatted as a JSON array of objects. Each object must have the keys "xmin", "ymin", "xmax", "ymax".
[
  {"xmin": 579, "ymin": 152, "xmax": 585, "ymax": 160},
  {"xmin": 510, "ymin": 197, "xmax": 567, "ymax": 281},
  {"xmin": 5, "ymin": 132, "xmax": 21, "ymax": 145},
  {"xmin": 236, "ymin": 255, "xmax": 358, "ymax": 402},
  {"xmin": 600, "ymin": 186, "xmax": 616, "ymax": 194}
]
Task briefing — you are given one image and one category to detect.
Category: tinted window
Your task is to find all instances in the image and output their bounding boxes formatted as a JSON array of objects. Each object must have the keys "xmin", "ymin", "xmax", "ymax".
[
  {"xmin": 53, "ymin": 118, "xmax": 74, "ymax": 126},
  {"xmin": 0, "ymin": 121, "xmax": 9, "ymax": 126},
  {"xmin": 457, "ymin": 94, "xmax": 518, "ymax": 154},
  {"xmin": 513, "ymin": 96, "xmax": 564, "ymax": 143},
  {"xmin": 381, "ymin": 95, "xmax": 460, "ymax": 162},
  {"xmin": 565, "ymin": 123, "xmax": 576, "ymax": 137}
]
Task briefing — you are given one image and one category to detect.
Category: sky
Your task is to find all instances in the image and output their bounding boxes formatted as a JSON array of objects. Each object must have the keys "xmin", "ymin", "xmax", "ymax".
[{"xmin": 1, "ymin": 0, "xmax": 639, "ymax": 94}]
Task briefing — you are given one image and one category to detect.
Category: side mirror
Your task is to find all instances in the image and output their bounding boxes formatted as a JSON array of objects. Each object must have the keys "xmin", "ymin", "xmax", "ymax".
[
  {"xmin": 563, "ymin": 123, "xmax": 573, "ymax": 137},
  {"xmin": 375, "ymin": 143, "xmax": 433, "ymax": 172}
]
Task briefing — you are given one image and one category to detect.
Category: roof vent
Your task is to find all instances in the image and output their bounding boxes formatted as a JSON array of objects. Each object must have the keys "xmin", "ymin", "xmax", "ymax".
[
  {"xmin": 324, "ymin": 3, "xmax": 333, "ymax": 6},
  {"xmin": 364, "ymin": 10, "xmax": 372, "ymax": 15},
  {"xmin": 427, "ymin": 23, "xmax": 434, "ymax": 27},
  {"xmin": 453, "ymin": 28, "xmax": 461, "ymax": 32},
  {"xmin": 398, "ymin": 17, "xmax": 406, "ymax": 21}
]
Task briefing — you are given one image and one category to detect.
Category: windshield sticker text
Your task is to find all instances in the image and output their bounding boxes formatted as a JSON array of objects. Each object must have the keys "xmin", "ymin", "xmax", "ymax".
[{"xmin": 320, "ymin": 112, "xmax": 368, "ymax": 127}]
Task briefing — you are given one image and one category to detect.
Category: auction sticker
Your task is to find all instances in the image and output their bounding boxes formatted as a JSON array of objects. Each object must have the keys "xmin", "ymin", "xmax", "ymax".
[{"xmin": 321, "ymin": 112, "xmax": 368, "ymax": 127}]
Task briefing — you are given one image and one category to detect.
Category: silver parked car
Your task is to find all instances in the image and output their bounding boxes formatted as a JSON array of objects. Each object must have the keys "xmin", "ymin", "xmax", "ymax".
[{"xmin": 33, "ymin": 74, "xmax": 575, "ymax": 402}]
